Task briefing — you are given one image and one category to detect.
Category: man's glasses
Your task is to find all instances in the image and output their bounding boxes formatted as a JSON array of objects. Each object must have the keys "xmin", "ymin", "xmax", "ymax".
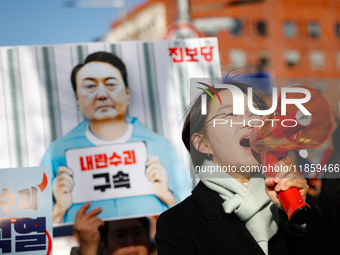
[{"xmin": 110, "ymin": 227, "xmax": 147, "ymax": 245}]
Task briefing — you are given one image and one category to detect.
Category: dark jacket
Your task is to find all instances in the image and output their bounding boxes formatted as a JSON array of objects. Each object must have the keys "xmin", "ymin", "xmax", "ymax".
[{"xmin": 155, "ymin": 181, "xmax": 340, "ymax": 255}]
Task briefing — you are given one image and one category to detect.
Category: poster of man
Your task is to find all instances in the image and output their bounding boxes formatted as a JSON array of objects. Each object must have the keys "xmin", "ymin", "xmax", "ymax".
[
  {"xmin": 41, "ymin": 51, "xmax": 192, "ymax": 224},
  {"xmin": 0, "ymin": 38, "xmax": 222, "ymax": 225}
]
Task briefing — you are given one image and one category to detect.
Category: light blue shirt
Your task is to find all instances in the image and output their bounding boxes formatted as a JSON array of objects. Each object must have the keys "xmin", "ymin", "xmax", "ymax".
[{"xmin": 41, "ymin": 117, "xmax": 192, "ymax": 223}]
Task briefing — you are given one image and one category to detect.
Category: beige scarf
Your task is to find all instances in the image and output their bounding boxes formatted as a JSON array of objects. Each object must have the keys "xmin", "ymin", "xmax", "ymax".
[{"xmin": 199, "ymin": 160, "xmax": 280, "ymax": 255}]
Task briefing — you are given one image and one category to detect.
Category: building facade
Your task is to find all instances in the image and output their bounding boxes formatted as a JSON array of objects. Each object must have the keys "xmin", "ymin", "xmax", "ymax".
[{"xmin": 102, "ymin": 0, "xmax": 340, "ymax": 79}]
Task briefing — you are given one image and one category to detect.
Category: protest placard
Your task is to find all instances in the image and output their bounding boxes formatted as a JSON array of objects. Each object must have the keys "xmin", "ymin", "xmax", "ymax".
[
  {"xmin": 0, "ymin": 38, "xmax": 222, "ymax": 224},
  {"xmin": 0, "ymin": 166, "xmax": 52, "ymax": 254},
  {"xmin": 66, "ymin": 141, "xmax": 153, "ymax": 203}
]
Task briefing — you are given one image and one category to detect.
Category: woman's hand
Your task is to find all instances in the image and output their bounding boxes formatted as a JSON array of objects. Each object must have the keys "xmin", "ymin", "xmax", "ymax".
[
  {"xmin": 74, "ymin": 202, "xmax": 105, "ymax": 255},
  {"xmin": 146, "ymin": 156, "xmax": 177, "ymax": 207},
  {"xmin": 53, "ymin": 166, "xmax": 73, "ymax": 224},
  {"xmin": 265, "ymin": 159, "xmax": 309, "ymax": 211}
]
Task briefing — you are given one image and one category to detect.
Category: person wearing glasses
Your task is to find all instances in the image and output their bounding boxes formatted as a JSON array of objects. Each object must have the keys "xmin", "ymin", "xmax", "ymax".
[
  {"xmin": 155, "ymin": 79, "xmax": 340, "ymax": 254},
  {"xmin": 71, "ymin": 203, "xmax": 154, "ymax": 255}
]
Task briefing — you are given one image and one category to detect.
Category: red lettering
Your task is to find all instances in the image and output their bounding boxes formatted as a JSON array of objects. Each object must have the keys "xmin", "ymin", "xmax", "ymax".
[
  {"xmin": 200, "ymin": 46, "xmax": 214, "ymax": 62},
  {"xmin": 169, "ymin": 47, "xmax": 184, "ymax": 62},
  {"xmin": 109, "ymin": 152, "xmax": 122, "ymax": 167},
  {"xmin": 94, "ymin": 154, "xmax": 108, "ymax": 169},
  {"xmin": 123, "ymin": 150, "xmax": 136, "ymax": 165},
  {"xmin": 186, "ymin": 48, "xmax": 199, "ymax": 62},
  {"xmin": 80, "ymin": 156, "xmax": 93, "ymax": 171}
]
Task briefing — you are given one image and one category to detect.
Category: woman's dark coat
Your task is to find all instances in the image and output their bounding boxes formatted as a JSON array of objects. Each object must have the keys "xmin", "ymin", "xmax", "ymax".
[{"xmin": 155, "ymin": 181, "xmax": 340, "ymax": 255}]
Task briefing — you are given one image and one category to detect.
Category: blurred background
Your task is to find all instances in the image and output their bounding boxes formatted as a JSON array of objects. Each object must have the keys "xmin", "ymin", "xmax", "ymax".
[
  {"xmin": 1, "ymin": 0, "xmax": 340, "ymax": 254},
  {"xmin": 2, "ymin": 0, "xmax": 340, "ymax": 79}
]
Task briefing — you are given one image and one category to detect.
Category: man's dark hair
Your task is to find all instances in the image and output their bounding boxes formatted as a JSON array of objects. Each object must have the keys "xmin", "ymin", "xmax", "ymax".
[
  {"xmin": 99, "ymin": 217, "xmax": 150, "ymax": 243},
  {"xmin": 70, "ymin": 51, "xmax": 129, "ymax": 92}
]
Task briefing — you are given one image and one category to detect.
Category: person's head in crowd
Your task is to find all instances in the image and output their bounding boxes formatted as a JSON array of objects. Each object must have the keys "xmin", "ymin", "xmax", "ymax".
[
  {"xmin": 70, "ymin": 51, "xmax": 131, "ymax": 123},
  {"xmin": 99, "ymin": 218, "xmax": 150, "ymax": 255},
  {"xmin": 73, "ymin": 203, "xmax": 154, "ymax": 255},
  {"xmin": 182, "ymin": 78, "xmax": 267, "ymax": 175}
]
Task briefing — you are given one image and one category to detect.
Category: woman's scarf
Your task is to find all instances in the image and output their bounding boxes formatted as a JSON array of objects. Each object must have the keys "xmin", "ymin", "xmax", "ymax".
[{"xmin": 199, "ymin": 160, "xmax": 280, "ymax": 255}]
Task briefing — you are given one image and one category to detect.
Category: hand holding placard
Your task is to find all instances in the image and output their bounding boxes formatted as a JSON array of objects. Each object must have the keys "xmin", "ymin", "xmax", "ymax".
[
  {"xmin": 146, "ymin": 157, "xmax": 176, "ymax": 207},
  {"xmin": 52, "ymin": 166, "xmax": 73, "ymax": 224},
  {"xmin": 52, "ymin": 142, "xmax": 178, "ymax": 224},
  {"xmin": 73, "ymin": 202, "xmax": 104, "ymax": 255}
]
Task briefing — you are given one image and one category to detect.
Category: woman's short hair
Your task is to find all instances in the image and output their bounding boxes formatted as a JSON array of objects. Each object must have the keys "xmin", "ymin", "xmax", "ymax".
[{"xmin": 182, "ymin": 77, "xmax": 268, "ymax": 168}]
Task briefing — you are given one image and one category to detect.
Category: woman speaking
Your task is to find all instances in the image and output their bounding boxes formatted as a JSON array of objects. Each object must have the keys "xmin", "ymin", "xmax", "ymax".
[{"xmin": 155, "ymin": 80, "xmax": 340, "ymax": 254}]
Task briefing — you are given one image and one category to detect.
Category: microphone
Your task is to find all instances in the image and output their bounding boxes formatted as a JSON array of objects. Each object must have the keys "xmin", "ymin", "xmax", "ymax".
[{"xmin": 249, "ymin": 86, "xmax": 333, "ymax": 225}]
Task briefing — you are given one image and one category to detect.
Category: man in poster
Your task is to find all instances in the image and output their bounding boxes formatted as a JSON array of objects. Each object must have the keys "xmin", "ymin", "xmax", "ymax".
[{"xmin": 41, "ymin": 52, "xmax": 191, "ymax": 224}]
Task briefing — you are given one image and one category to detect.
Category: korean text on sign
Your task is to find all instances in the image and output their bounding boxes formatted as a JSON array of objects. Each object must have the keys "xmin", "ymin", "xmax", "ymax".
[
  {"xmin": 0, "ymin": 217, "xmax": 49, "ymax": 253},
  {"xmin": 169, "ymin": 46, "xmax": 215, "ymax": 62},
  {"xmin": 80, "ymin": 150, "xmax": 136, "ymax": 170},
  {"xmin": 0, "ymin": 166, "xmax": 53, "ymax": 255},
  {"xmin": 66, "ymin": 141, "xmax": 154, "ymax": 204}
]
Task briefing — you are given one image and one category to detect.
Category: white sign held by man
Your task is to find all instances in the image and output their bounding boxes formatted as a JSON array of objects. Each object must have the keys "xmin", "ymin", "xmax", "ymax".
[{"xmin": 66, "ymin": 141, "xmax": 153, "ymax": 204}]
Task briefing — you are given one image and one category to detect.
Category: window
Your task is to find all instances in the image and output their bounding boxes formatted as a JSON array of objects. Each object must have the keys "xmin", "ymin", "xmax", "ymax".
[
  {"xmin": 259, "ymin": 51, "xmax": 270, "ymax": 66},
  {"xmin": 230, "ymin": 19, "xmax": 243, "ymax": 35},
  {"xmin": 257, "ymin": 21, "xmax": 267, "ymax": 36},
  {"xmin": 310, "ymin": 50, "xmax": 325, "ymax": 69},
  {"xmin": 193, "ymin": 17, "xmax": 234, "ymax": 36},
  {"xmin": 314, "ymin": 80, "xmax": 327, "ymax": 92},
  {"xmin": 308, "ymin": 22, "xmax": 320, "ymax": 38},
  {"xmin": 229, "ymin": 49, "xmax": 247, "ymax": 67},
  {"xmin": 283, "ymin": 21, "xmax": 297, "ymax": 38},
  {"xmin": 336, "ymin": 23, "xmax": 340, "ymax": 38},
  {"xmin": 284, "ymin": 50, "xmax": 300, "ymax": 67}
]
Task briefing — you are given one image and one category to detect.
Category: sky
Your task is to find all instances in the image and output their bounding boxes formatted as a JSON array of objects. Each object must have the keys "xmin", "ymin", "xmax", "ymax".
[{"xmin": 0, "ymin": 0, "xmax": 146, "ymax": 47}]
